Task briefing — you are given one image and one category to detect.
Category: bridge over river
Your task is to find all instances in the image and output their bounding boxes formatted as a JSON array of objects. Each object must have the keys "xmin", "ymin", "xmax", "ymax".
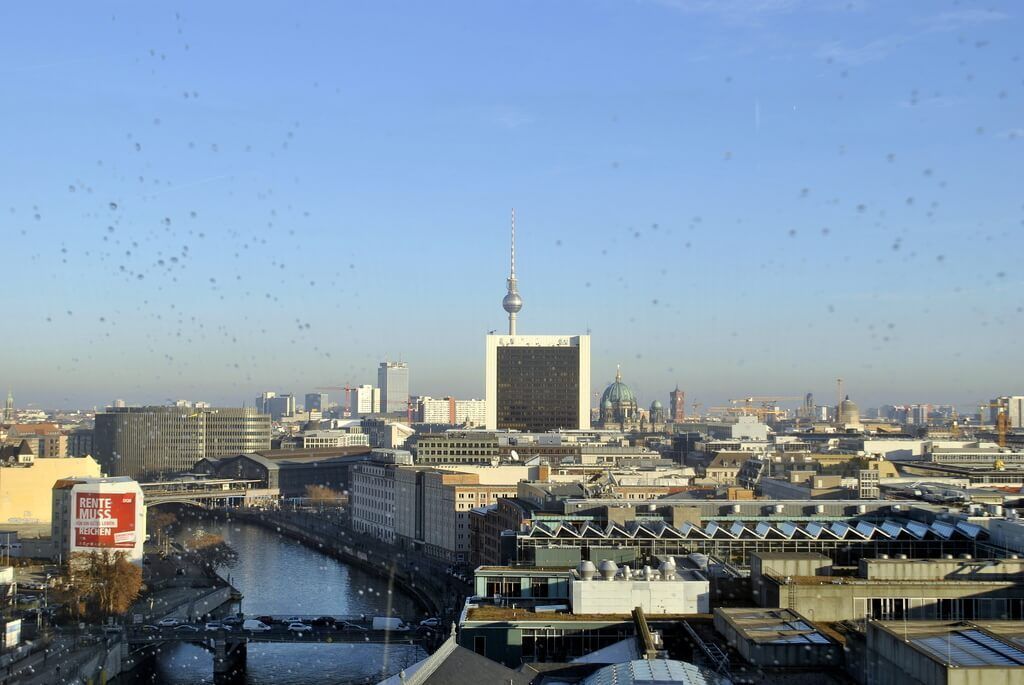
[
  {"xmin": 125, "ymin": 615, "xmax": 438, "ymax": 679},
  {"xmin": 127, "ymin": 615, "xmax": 435, "ymax": 645}
]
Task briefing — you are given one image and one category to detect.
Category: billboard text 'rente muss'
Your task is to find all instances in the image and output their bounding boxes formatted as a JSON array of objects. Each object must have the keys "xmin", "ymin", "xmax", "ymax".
[{"xmin": 73, "ymin": 492, "xmax": 137, "ymax": 549}]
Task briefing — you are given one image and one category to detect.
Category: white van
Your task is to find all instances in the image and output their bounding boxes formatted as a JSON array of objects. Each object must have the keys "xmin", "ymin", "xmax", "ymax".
[
  {"xmin": 242, "ymin": 619, "xmax": 272, "ymax": 632},
  {"xmin": 372, "ymin": 617, "xmax": 410, "ymax": 632}
]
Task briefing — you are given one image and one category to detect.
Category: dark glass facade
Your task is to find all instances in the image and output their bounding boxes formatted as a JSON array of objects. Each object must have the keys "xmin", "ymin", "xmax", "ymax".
[{"xmin": 496, "ymin": 346, "xmax": 579, "ymax": 432}]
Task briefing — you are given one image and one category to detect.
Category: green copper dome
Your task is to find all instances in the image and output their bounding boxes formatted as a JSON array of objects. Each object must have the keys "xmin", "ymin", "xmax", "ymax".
[{"xmin": 601, "ymin": 367, "xmax": 637, "ymax": 407}]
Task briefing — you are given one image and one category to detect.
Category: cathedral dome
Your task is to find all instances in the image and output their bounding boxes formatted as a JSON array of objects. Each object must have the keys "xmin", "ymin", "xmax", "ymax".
[{"xmin": 601, "ymin": 367, "xmax": 637, "ymax": 407}]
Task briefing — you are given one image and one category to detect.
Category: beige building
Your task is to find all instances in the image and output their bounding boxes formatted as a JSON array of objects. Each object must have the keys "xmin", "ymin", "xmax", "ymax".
[
  {"xmin": 0, "ymin": 456, "xmax": 102, "ymax": 533},
  {"xmin": 422, "ymin": 471, "xmax": 517, "ymax": 563}
]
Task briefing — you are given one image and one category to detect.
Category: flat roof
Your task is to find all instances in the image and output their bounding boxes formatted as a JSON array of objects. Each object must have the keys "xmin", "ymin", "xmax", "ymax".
[
  {"xmin": 875, "ymin": 623, "xmax": 1024, "ymax": 669},
  {"xmin": 463, "ymin": 605, "xmax": 700, "ymax": 623},
  {"xmin": 716, "ymin": 608, "xmax": 833, "ymax": 645}
]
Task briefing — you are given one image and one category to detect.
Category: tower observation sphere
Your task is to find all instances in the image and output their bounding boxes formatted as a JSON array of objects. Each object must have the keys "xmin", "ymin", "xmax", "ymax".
[{"xmin": 502, "ymin": 208, "xmax": 523, "ymax": 335}]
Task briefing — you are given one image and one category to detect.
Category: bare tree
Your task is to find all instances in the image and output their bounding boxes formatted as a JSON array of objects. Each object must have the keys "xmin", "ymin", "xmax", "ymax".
[
  {"xmin": 55, "ymin": 551, "xmax": 143, "ymax": 619},
  {"xmin": 304, "ymin": 484, "xmax": 347, "ymax": 507}
]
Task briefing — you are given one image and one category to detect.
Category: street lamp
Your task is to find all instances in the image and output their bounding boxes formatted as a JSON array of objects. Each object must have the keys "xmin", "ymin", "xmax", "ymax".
[{"xmin": 41, "ymin": 573, "xmax": 52, "ymax": 637}]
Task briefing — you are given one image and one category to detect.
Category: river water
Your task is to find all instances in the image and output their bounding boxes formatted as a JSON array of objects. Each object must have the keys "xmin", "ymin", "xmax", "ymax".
[{"xmin": 120, "ymin": 518, "xmax": 426, "ymax": 684}]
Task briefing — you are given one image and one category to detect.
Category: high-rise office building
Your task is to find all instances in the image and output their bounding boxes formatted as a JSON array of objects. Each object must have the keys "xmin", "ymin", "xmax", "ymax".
[
  {"xmin": 265, "ymin": 394, "xmax": 296, "ymax": 421},
  {"xmin": 378, "ymin": 362, "xmax": 409, "ymax": 414},
  {"xmin": 255, "ymin": 391, "xmax": 275, "ymax": 414},
  {"xmin": 93, "ymin": 406, "xmax": 271, "ymax": 479},
  {"xmin": 485, "ymin": 334, "xmax": 591, "ymax": 432},
  {"xmin": 1008, "ymin": 396, "xmax": 1024, "ymax": 429},
  {"xmin": 484, "ymin": 211, "xmax": 590, "ymax": 431},
  {"xmin": 304, "ymin": 392, "xmax": 328, "ymax": 413}
]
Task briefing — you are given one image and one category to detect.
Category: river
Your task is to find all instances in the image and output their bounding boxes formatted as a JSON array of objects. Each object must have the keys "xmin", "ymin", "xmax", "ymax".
[{"xmin": 119, "ymin": 518, "xmax": 427, "ymax": 684}]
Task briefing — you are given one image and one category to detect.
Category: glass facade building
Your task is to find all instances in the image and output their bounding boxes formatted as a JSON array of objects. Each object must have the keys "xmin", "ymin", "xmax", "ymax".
[{"xmin": 94, "ymin": 406, "xmax": 271, "ymax": 480}]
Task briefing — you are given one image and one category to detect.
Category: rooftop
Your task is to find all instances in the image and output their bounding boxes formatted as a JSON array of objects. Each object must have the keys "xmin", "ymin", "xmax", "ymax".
[
  {"xmin": 874, "ymin": 621, "xmax": 1024, "ymax": 669},
  {"xmin": 715, "ymin": 608, "xmax": 834, "ymax": 645}
]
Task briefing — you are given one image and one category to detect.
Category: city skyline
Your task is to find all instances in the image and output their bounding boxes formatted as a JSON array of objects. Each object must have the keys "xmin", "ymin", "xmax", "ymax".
[{"xmin": 3, "ymin": 2, "xmax": 1021, "ymax": 409}]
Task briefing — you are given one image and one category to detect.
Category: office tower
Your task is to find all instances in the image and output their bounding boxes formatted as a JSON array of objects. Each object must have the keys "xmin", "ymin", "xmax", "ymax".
[
  {"xmin": 378, "ymin": 362, "xmax": 409, "ymax": 414},
  {"xmin": 304, "ymin": 392, "xmax": 328, "ymax": 413},
  {"xmin": 1010, "ymin": 396, "xmax": 1024, "ymax": 429},
  {"xmin": 351, "ymin": 385, "xmax": 381, "ymax": 416},
  {"xmin": 255, "ymin": 391, "xmax": 276, "ymax": 414},
  {"xmin": 265, "ymin": 394, "xmax": 296, "ymax": 421},
  {"xmin": 670, "ymin": 386, "xmax": 686, "ymax": 422},
  {"xmin": 93, "ymin": 406, "xmax": 271, "ymax": 479},
  {"xmin": 485, "ymin": 212, "xmax": 591, "ymax": 431},
  {"xmin": 485, "ymin": 334, "xmax": 591, "ymax": 431}
]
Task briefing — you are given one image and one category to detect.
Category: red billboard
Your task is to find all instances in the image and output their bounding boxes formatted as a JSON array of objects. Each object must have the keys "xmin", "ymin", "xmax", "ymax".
[{"xmin": 73, "ymin": 492, "xmax": 137, "ymax": 549}]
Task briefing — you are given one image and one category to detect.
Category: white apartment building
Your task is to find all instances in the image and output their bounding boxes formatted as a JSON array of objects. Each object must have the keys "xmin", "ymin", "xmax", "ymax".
[
  {"xmin": 350, "ymin": 385, "xmax": 381, "ymax": 416},
  {"xmin": 300, "ymin": 430, "xmax": 369, "ymax": 449},
  {"xmin": 418, "ymin": 397, "xmax": 487, "ymax": 426}
]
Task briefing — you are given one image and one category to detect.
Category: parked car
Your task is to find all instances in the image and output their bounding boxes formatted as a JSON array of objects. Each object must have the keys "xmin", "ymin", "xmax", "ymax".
[
  {"xmin": 336, "ymin": 621, "xmax": 367, "ymax": 632},
  {"xmin": 288, "ymin": 622, "xmax": 313, "ymax": 634},
  {"xmin": 174, "ymin": 624, "xmax": 199, "ymax": 632},
  {"xmin": 284, "ymin": 616, "xmax": 303, "ymax": 624},
  {"xmin": 140, "ymin": 625, "xmax": 160, "ymax": 633},
  {"xmin": 256, "ymin": 615, "xmax": 277, "ymax": 625},
  {"xmin": 311, "ymin": 616, "xmax": 336, "ymax": 627},
  {"xmin": 419, "ymin": 617, "xmax": 440, "ymax": 628},
  {"xmin": 205, "ymin": 622, "xmax": 231, "ymax": 632},
  {"xmin": 221, "ymin": 616, "xmax": 243, "ymax": 627},
  {"xmin": 157, "ymin": 618, "xmax": 182, "ymax": 627}
]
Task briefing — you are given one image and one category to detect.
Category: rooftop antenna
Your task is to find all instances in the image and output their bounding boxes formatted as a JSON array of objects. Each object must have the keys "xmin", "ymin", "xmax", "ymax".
[{"xmin": 502, "ymin": 208, "xmax": 523, "ymax": 335}]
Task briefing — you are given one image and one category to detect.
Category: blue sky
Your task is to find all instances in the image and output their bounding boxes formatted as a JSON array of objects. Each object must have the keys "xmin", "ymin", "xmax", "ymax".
[{"xmin": 2, "ymin": 1, "xmax": 1021, "ymax": 411}]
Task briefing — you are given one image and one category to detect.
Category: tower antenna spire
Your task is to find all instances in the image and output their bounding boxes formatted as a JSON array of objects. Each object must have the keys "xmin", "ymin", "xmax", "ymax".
[
  {"xmin": 511, "ymin": 208, "xmax": 516, "ymax": 278},
  {"xmin": 502, "ymin": 208, "xmax": 523, "ymax": 335}
]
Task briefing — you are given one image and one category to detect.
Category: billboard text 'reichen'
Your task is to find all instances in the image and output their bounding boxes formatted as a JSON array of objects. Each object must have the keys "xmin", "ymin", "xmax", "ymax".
[{"xmin": 73, "ymin": 492, "xmax": 137, "ymax": 549}]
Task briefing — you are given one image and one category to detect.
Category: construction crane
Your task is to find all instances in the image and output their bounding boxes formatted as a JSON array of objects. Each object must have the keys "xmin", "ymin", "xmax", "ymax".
[
  {"xmin": 710, "ymin": 405, "xmax": 787, "ymax": 420},
  {"xmin": 727, "ymin": 396, "xmax": 802, "ymax": 421},
  {"xmin": 316, "ymin": 385, "xmax": 352, "ymax": 416},
  {"xmin": 728, "ymin": 396, "xmax": 803, "ymax": 409}
]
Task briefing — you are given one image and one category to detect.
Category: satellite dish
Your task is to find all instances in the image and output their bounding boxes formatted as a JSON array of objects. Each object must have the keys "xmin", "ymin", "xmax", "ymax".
[{"xmin": 510, "ymin": 450, "xmax": 520, "ymax": 461}]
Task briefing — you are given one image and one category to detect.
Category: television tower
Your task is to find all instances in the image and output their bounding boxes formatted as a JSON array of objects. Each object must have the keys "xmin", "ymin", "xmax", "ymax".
[{"xmin": 502, "ymin": 208, "xmax": 523, "ymax": 335}]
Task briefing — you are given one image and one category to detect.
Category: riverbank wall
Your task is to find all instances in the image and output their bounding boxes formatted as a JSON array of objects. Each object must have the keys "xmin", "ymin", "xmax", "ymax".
[{"xmin": 217, "ymin": 509, "xmax": 462, "ymax": 619}]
